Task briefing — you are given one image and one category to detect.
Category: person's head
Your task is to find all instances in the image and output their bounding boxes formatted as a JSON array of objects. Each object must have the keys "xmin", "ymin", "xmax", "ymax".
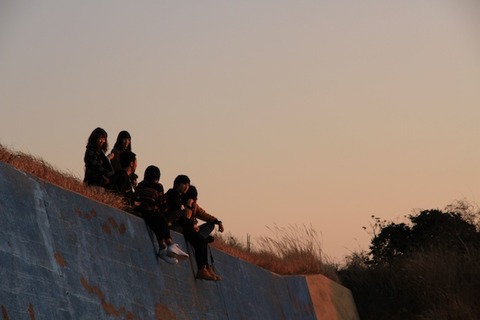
[
  {"xmin": 173, "ymin": 174, "xmax": 190, "ymax": 194},
  {"xmin": 114, "ymin": 130, "xmax": 132, "ymax": 151},
  {"xmin": 87, "ymin": 127, "xmax": 109, "ymax": 152},
  {"xmin": 144, "ymin": 165, "xmax": 160, "ymax": 182},
  {"xmin": 184, "ymin": 185, "xmax": 198, "ymax": 201},
  {"xmin": 119, "ymin": 151, "xmax": 137, "ymax": 173}
]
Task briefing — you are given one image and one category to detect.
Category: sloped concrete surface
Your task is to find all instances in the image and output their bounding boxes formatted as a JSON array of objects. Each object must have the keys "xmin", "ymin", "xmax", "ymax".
[{"xmin": 0, "ymin": 162, "xmax": 359, "ymax": 319}]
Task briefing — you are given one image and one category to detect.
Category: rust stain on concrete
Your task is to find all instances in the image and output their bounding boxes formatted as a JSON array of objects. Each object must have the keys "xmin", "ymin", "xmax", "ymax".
[
  {"xmin": 80, "ymin": 276, "xmax": 138, "ymax": 319},
  {"xmin": 155, "ymin": 303, "xmax": 176, "ymax": 320},
  {"xmin": 102, "ymin": 217, "xmax": 126, "ymax": 236},
  {"xmin": 101, "ymin": 301, "xmax": 119, "ymax": 317},
  {"xmin": 75, "ymin": 207, "xmax": 127, "ymax": 236},
  {"xmin": 118, "ymin": 223, "xmax": 126, "ymax": 234},
  {"xmin": 75, "ymin": 208, "xmax": 98, "ymax": 221},
  {"xmin": 54, "ymin": 251, "xmax": 67, "ymax": 268},
  {"xmin": 108, "ymin": 217, "xmax": 118, "ymax": 229},
  {"xmin": 28, "ymin": 304, "xmax": 35, "ymax": 320},
  {"xmin": 80, "ymin": 277, "xmax": 93, "ymax": 294},
  {"xmin": 118, "ymin": 307, "xmax": 135, "ymax": 320},
  {"xmin": 75, "ymin": 208, "xmax": 82, "ymax": 217},
  {"xmin": 1, "ymin": 305, "xmax": 9, "ymax": 320},
  {"xmin": 102, "ymin": 223, "xmax": 112, "ymax": 235}
]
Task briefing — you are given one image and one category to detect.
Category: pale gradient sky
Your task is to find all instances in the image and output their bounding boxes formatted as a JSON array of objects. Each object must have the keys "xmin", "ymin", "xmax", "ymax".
[{"xmin": 1, "ymin": 1, "xmax": 480, "ymax": 262}]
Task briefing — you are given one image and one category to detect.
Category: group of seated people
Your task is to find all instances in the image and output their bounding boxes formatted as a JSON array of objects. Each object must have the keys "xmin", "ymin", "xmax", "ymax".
[{"xmin": 83, "ymin": 127, "xmax": 224, "ymax": 281}]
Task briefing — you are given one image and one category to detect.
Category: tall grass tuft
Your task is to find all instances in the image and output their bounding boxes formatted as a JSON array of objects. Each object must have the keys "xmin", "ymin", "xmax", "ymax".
[
  {"xmin": 0, "ymin": 144, "xmax": 126, "ymax": 210},
  {"xmin": 212, "ymin": 224, "xmax": 339, "ymax": 281}
]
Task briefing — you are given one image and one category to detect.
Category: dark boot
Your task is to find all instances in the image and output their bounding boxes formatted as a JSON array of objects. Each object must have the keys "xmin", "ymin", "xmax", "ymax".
[
  {"xmin": 206, "ymin": 265, "xmax": 221, "ymax": 281},
  {"xmin": 196, "ymin": 266, "xmax": 217, "ymax": 281}
]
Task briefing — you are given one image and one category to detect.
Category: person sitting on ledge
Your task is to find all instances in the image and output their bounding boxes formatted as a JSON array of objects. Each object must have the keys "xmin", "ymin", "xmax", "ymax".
[
  {"xmin": 165, "ymin": 174, "xmax": 191, "ymax": 229},
  {"xmin": 182, "ymin": 185, "xmax": 224, "ymax": 281},
  {"xmin": 83, "ymin": 127, "xmax": 114, "ymax": 188},
  {"xmin": 109, "ymin": 130, "xmax": 138, "ymax": 188},
  {"xmin": 135, "ymin": 165, "xmax": 189, "ymax": 264},
  {"xmin": 108, "ymin": 151, "xmax": 137, "ymax": 206}
]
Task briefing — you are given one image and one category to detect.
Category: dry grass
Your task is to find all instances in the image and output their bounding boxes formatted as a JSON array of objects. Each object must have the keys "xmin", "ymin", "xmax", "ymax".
[
  {"xmin": 212, "ymin": 225, "xmax": 339, "ymax": 281},
  {"xmin": 0, "ymin": 143, "xmax": 338, "ymax": 280},
  {"xmin": 0, "ymin": 144, "xmax": 125, "ymax": 210}
]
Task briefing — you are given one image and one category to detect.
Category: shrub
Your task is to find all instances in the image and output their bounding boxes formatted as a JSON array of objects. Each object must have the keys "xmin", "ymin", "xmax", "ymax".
[
  {"xmin": 369, "ymin": 209, "xmax": 480, "ymax": 266},
  {"xmin": 339, "ymin": 206, "xmax": 480, "ymax": 319}
]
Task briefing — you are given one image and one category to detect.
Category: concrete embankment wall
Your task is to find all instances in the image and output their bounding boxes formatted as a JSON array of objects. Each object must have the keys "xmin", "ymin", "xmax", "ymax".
[{"xmin": 0, "ymin": 162, "xmax": 359, "ymax": 320}]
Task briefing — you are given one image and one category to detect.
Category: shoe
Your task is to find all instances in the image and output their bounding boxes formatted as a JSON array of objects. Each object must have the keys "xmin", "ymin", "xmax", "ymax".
[
  {"xmin": 206, "ymin": 265, "xmax": 221, "ymax": 281},
  {"xmin": 167, "ymin": 243, "xmax": 189, "ymax": 260},
  {"xmin": 196, "ymin": 266, "xmax": 217, "ymax": 281},
  {"xmin": 158, "ymin": 248, "xmax": 178, "ymax": 264}
]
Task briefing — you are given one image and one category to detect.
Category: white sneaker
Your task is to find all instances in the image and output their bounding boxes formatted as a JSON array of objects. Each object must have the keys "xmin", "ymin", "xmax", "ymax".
[
  {"xmin": 167, "ymin": 243, "xmax": 189, "ymax": 260},
  {"xmin": 158, "ymin": 248, "xmax": 178, "ymax": 264}
]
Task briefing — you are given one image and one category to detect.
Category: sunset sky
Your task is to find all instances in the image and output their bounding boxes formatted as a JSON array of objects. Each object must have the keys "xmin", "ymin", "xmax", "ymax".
[{"xmin": 1, "ymin": 0, "xmax": 480, "ymax": 262}]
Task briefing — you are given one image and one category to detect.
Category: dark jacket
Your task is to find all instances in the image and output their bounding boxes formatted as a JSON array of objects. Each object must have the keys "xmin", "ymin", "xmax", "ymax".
[
  {"xmin": 135, "ymin": 180, "xmax": 167, "ymax": 215},
  {"xmin": 109, "ymin": 170, "xmax": 136, "ymax": 205},
  {"xmin": 165, "ymin": 188, "xmax": 185, "ymax": 224},
  {"xmin": 83, "ymin": 147, "xmax": 113, "ymax": 187}
]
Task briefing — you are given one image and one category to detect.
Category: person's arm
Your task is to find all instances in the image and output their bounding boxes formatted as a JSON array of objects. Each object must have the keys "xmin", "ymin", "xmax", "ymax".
[
  {"xmin": 155, "ymin": 184, "xmax": 168, "ymax": 213},
  {"xmin": 195, "ymin": 204, "xmax": 224, "ymax": 232},
  {"xmin": 184, "ymin": 198, "xmax": 195, "ymax": 220},
  {"xmin": 165, "ymin": 189, "xmax": 186, "ymax": 223},
  {"xmin": 217, "ymin": 221, "xmax": 224, "ymax": 233}
]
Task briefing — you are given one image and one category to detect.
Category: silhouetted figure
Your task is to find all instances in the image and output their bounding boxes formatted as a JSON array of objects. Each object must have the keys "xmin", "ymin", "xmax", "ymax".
[
  {"xmin": 135, "ymin": 166, "xmax": 189, "ymax": 264},
  {"xmin": 83, "ymin": 127, "xmax": 114, "ymax": 188},
  {"xmin": 182, "ymin": 185, "xmax": 224, "ymax": 281},
  {"xmin": 110, "ymin": 130, "xmax": 137, "ymax": 187},
  {"xmin": 109, "ymin": 151, "xmax": 137, "ymax": 206}
]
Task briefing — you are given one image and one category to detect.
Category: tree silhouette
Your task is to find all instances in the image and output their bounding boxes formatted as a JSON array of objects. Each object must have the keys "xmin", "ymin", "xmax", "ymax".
[{"xmin": 368, "ymin": 209, "xmax": 480, "ymax": 266}]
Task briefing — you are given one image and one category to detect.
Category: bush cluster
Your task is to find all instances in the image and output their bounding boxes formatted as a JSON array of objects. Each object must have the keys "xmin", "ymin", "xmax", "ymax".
[{"xmin": 339, "ymin": 204, "xmax": 480, "ymax": 319}]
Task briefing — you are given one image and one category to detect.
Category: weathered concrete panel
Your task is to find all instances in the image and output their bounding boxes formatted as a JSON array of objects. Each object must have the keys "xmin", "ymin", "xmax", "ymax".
[{"xmin": 0, "ymin": 162, "xmax": 359, "ymax": 319}]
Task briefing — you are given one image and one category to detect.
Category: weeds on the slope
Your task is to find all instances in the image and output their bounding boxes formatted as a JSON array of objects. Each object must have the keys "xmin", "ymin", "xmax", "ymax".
[
  {"xmin": 212, "ymin": 224, "xmax": 339, "ymax": 282},
  {"xmin": 0, "ymin": 144, "xmax": 126, "ymax": 210}
]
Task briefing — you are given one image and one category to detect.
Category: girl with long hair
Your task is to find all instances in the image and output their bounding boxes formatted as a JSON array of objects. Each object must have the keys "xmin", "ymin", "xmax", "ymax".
[{"xmin": 83, "ymin": 127, "xmax": 114, "ymax": 188}]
